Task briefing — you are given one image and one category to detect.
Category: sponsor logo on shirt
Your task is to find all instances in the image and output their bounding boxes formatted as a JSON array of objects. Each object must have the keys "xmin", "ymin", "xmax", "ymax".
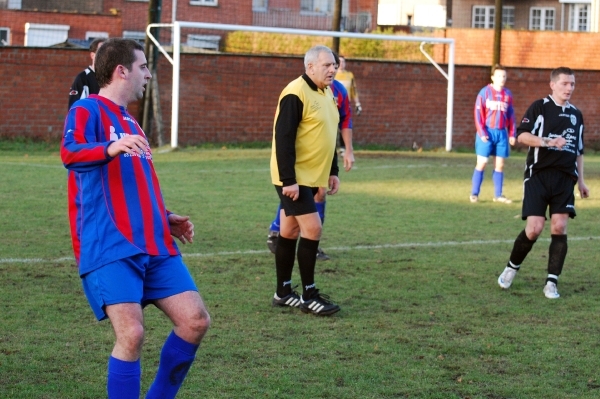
[{"xmin": 485, "ymin": 99, "xmax": 508, "ymax": 112}]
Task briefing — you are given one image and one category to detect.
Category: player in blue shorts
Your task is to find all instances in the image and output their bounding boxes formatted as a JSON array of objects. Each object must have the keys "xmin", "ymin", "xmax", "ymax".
[
  {"xmin": 471, "ymin": 64, "xmax": 516, "ymax": 203},
  {"xmin": 61, "ymin": 38, "xmax": 210, "ymax": 398}
]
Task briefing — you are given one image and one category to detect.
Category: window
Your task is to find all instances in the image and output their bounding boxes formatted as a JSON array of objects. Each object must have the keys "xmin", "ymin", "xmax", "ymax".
[
  {"xmin": 0, "ymin": 27, "xmax": 9, "ymax": 46},
  {"xmin": 7, "ymin": 0, "xmax": 21, "ymax": 9},
  {"xmin": 530, "ymin": 7, "xmax": 555, "ymax": 30},
  {"xmin": 569, "ymin": 4, "xmax": 589, "ymax": 31},
  {"xmin": 301, "ymin": 0, "xmax": 333, "ymax": 14},
  {"xmin": 253, "ymin": 0, "xmax": 267, "ymax": 12},
  {"xmin": 85, "ymin": 31, "xmax": 109, "ymax": 40},
  {"xmin": 123, "ymin": 31, "xmax": 146, "ymax": 44},
  {"xmin": 472, "ymin": 6, "xmax": 514, "ymax": 29},
  {"xmin": 190, "ymin": 0, "xmax": 218, "ymax": 5},
  {"xmin": 187, "ymin": 34, "xmax": 220, "ymax": 50},
  {"xmin": 25, "ymin": 23, "xmax": 69, "ymax": 47}
]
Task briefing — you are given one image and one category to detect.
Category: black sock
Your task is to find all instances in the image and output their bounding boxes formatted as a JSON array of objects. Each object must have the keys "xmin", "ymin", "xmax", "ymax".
[
  {"xmin": 509, "ymin": 230, "xmax": 537, "ymax": 267},
  {"xmin": 297, "ymin": 237, "xmax": 319, "ymax": 299},
  {"xmin": 548, "ymin": 234, "xmax": 568, "ymax": 277},
  {"xmin": 275, "ymin": 236, "xmax": 297, "ymax": 297}
]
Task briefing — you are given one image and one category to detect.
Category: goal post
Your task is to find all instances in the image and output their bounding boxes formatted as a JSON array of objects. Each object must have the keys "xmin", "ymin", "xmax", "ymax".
[{"xmin": 146, "ymin": 22, "xmax": 455, "ymax": 151}]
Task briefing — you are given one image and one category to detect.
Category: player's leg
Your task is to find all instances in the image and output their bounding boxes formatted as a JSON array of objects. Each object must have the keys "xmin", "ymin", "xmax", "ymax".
[
  {"xmin": 498, "ymin": 175, "xmax": 547, "ymax": 289},
  {"xmin": 492, "ymin": 130, "xmax": 512, "ymax": 203},
  {"xmin": 314, "ymin": 187, "xmax": 329, "ymax": 261},
  {"xmin": 105, "ymin": 303, "xmax": 145, "ymax": 399},
  {"xmin": 471, "ymin": 134, "xmax": 492, "ymax": 202},
  {"xmin": 543, "ymin": 175, "xmax": 576, "ymax": 298},
  {"xmin": 267, "ymin": 203, "xmax": 282, "ymax": 254},
  {"xmin": 81, "ymin": 255, "xmax": 148, "ymax": 399},
  {"xmin": 145, "ymin": 256, "xmax": 210, "ymax": 399}
]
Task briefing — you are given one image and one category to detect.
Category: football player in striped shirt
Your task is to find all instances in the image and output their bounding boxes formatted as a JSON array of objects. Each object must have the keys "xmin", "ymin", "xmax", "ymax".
[
  {"xmin": 497, "ymin": 67, "xmax": 589, "ymax": 299},
  {"xmin": 61, "ymin": 38, "xmax": 210, "ymax": 399},
  {"xmin": 471, "ymin": 64, "xmax": 516, "ymax": 203}
]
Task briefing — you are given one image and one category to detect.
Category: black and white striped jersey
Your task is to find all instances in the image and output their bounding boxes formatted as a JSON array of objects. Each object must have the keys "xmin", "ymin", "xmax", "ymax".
[{"xmin": 517, "ymin": 95, "xmax": 584, "ymax": 180}]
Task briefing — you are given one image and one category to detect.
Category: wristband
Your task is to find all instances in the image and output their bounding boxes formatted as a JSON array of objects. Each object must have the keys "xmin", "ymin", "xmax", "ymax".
[{"xmin": 540, "ymin": 137, "xmax": 550, "ymax": 147}]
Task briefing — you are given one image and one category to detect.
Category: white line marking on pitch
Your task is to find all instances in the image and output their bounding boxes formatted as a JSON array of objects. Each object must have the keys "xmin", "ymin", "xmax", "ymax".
[{"xmin": 1, "ymin": 236, "xmax": 598, "ymax": 264}]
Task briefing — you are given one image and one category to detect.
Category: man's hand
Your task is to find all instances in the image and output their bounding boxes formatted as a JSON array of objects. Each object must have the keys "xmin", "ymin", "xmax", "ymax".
[
  {"xmin": 282, "ymin": 184, "xmax": 299, "ymax": 201},
  {"xmin": 509, "ymin": 136, "xmax": 516, "ymax": 146},
  {"xmin": 480, "ymin": 135, "xmax": 489, "ymax": 143},
  {"xmin": 549, "ymin": 136, "xmax": 567, "ymax": 150},
  {"xmin": 355, "ymin": 104, "xmax": 362, "ymax": 116},
  {"xmin": 107, "ymin": 135, "xmax": 149, "ymax": 158},
  {"xmin": 327, "ymin": 175, "xmax": 340, "ymax": 195},
  {"xmin": 579, "ymin": 181, "xmax": 590, "ymax": 199},
  {"xmin": 168, "ymin": 213, "xmax": 194, "ymax": 244},
  {"xmin": 343, "ymin": 149, "xmax": 355, "ymax": 172}
]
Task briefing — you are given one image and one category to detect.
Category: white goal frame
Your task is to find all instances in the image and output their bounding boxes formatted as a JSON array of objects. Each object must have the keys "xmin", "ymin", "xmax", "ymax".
[{"xmin": 146, "ymin": 22, "xmax": 455, "ymax": 151}]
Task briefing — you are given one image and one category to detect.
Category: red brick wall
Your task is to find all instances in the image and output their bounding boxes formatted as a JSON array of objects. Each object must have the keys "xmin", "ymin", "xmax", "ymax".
[
  {"xmin": 0, "ymin": 48, "xmax": 139, "ymax": 141},
  {"xmin": 438, "ymin": 28, "xmax": 600, "ymax": 70},
  {"xmin": 0, "ymin": 10, "xmax": 122, "ymax": 46},
  {"xmin": 2, "ymin": 48, "xmax": 600, "ymax": 150}
]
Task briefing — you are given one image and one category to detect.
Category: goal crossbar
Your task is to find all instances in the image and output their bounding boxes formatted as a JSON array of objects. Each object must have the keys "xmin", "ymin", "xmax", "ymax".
[{"xmin": 146, "ymin": 22, "xmax": 455, "ymax": 150}]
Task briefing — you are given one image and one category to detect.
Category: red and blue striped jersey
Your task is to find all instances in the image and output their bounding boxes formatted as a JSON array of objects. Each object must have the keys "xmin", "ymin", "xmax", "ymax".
[
  {"xmin": 474, "ymin": 84, "xmax": 516, "ymax": 138},
  {"xmin": 331, "ymin": 80, "xmax": 353, "ymax": 130},
  {"xmin": 61, "ymin": 95, "xmax": 179, "ymax": 275}
]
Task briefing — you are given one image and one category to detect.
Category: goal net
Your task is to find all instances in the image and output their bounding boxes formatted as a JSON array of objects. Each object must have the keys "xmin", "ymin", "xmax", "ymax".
[{"xmin": 147, "ymin": 21, "xmax": 454, "ymax": 151}]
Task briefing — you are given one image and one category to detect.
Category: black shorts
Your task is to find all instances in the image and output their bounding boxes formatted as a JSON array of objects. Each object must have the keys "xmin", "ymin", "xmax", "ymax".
[
  {"xmin": 275, "ymin": 185, "xmax": 319, "ymax": 217},
  {"xmin": 522, "ymin": 169, "xmax": 576, "ymax": 220}
]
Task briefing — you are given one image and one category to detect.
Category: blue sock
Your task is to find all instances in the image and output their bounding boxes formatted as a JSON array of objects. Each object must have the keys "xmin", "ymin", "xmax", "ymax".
[
  {"xmin": 269, "ymin": 203, "xmax": 282, "ymax": 232},
  {"xmin": 471, "ymin": 169, "xmax": 484, "ymax": 196},
  {"xmin": 146, "ymin": 331, "xmax": 199, "ymax": 399},
  {"xmin": 107, "ymin": 356, "xmax": 141, "ymax": 399},
  {"xmin": 315, "ymin": 201, "xmax": 326, "ymax": 225},
  {"xmin": 492, "ymin": 170, "xmax": 504, "ymax": 198}
]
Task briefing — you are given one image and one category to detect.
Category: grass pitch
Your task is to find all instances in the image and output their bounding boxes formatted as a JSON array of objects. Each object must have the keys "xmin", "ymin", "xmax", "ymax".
[{"xmin": 2, "ymin": 144, "xmax": 600, "ymax": 398}]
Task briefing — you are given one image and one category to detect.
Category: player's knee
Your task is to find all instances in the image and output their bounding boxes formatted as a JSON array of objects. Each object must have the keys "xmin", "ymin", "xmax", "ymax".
[
  {"xmin": 183, "ymin": 308, "xmax": 211, "ymax": 342},
  {"xmin": 117, "ymin": 324, "xmax": 145, "ymax": 354}
]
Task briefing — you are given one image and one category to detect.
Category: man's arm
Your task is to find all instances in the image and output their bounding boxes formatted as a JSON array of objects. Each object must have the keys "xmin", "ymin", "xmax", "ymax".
[
  {"xmin": 474, "ymin": 91, "xmax": 489, "ymax": 141},
  {"xmin": 61, "ymin": 106, "xmax": 148, "ymax": 172},
  {"xmin": 517, "ymin": 132, "xmax": 566, "ymax": 149},
  {"xmin": 340, "ymin": 128, "xmax": 354, "ymax": 171},
  {"xmin": 274, "ymin": 94, "xmax": 303, "ymax": 187},
  {"xmin": 68, "ymin": 73, "xmax": 84, "ymax": 110},
  {"xmin": 576, "ymin": 154, "xmax": 590, "ymax": 198},
  {"xmin": 507, "ymin": 92, "xmax": 517, "ymax": 145}
]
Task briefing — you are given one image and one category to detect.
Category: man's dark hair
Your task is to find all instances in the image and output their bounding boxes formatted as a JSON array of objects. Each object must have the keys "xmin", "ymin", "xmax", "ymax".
[
  {"xmin": 89, "ymin": 37, "xmax": 107, "ymax": 53},
  {"xmin": 491, "ymin": 64, "xmax": 505, "ymax": 74},
  {"xmin": 551, "ymin": 66, "xmax": 574, "ymax": 81},
  {"xmin": 332, "ymin": 51, "xmax": 340, "ymax": 66},
  {"xmin": 95, "ymin": 38, "xmax": 144, "ymax": 88}
]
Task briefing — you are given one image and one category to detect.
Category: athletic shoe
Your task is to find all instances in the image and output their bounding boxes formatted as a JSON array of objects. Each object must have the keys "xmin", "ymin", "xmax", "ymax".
[
  {"xmin": 299, "ymin": 290, "xmax": 340, "ymax": 316},
  {"xmin": 493, "ymin": 196, "xmax": 512, "ymax": 204},
  {"xmin": 272, "ymin": 290, "xmax": 301, "ymax": 308},
  {"xmin": 543, "ymin": 282, "xmax": 560, "ymax": 299},
  {"xmin": 469, "ymin": 195, "xmax": 478, "ymax": 203},
  {"xmin": 267, "ymin": 230, "xmax": 279, "ymax": 254},
  {"xmin": 498, "ymin": 267, "xmax": 517, "ymax": 289},
  {"xmin": 316, "ymin": 247, "xmax": 330, "ymax": 261}
]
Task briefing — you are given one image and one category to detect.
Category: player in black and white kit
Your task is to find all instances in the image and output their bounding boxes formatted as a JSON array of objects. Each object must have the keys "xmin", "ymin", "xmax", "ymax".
[
  {"xmin": 497, "ymin": 67, "xmax": 589, "ymax": 299},
  {"xmin": 68, "ymin": 38, "xmax": 106, "ymax": 109}
]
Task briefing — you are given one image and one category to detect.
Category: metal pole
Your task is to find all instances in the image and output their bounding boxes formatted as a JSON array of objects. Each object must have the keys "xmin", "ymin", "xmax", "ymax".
[
  {"xmin": 446, "ymin": 41, "xmax": 455, "ymax": 152},
  {"xmin": 171, "ymin": 22, "xmax": 181, "ymax": 148},
  {"xmin": 493, "ymin": 0, "xmax": 502, "ymax": 66},
  {"xmin": 331, "ymin": 0, "xmax": 342, "ymax": 53}
]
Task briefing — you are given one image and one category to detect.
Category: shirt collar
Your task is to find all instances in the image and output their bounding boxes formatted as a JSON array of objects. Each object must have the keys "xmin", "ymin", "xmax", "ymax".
[{"xmin": 302, "ymin": 73, "xmax": 320, "ymax": 92}]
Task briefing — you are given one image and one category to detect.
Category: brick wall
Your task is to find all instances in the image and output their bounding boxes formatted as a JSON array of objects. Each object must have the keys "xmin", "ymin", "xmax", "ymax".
[
  {"xmin": 0, "ymin": 10, "xmax": 121, "ymax": 46},
  {"xmin": 438, "ymin": 28, "xmax": 600, "ymax": 70},
  {"xmin": 1, "ymin": 48, "xmax": 600, "ymax": 150}
]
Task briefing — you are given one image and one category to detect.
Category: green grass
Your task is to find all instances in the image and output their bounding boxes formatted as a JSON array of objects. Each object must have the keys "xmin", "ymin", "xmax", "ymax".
[{"xmin": 2, "ymin": 146, "xmax": 600, "ymax": 398}]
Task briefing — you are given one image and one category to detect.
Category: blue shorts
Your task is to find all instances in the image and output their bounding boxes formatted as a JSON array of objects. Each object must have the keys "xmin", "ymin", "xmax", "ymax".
[
  {"xmin": 81, "ymin": 254, "xmax": 198, "ymax": 321},
  {"xmin": 475, "ymin": 128, "xmax": 510, "ymax": 158}
]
